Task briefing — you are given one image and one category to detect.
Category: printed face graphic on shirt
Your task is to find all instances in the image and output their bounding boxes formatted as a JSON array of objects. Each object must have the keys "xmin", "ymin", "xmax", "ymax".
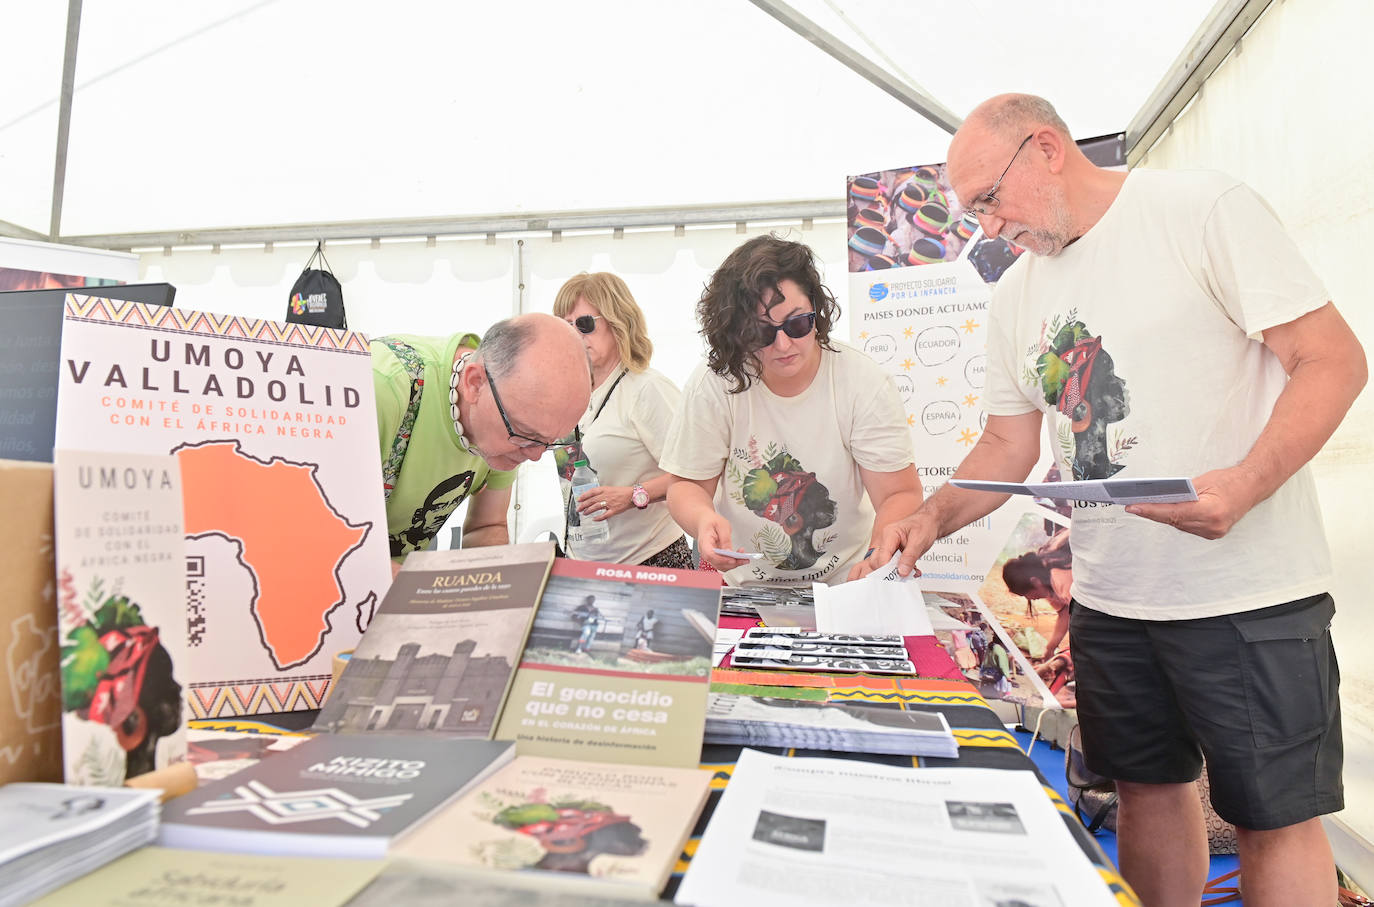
[
  {"xmin": 728, "ymin": 440, "xmax": 838, "ymax": 570},
  {"xmin": 1026, "ymin": 316, "xmax": 1131, "ymax": 480},
  {"xmin": 393, "ymin": 470, "xmax": 476, "ymax": 557}
]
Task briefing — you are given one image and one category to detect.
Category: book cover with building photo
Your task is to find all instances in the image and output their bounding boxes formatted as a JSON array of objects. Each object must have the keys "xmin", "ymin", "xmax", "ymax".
[
  {"xmin": 314, "ymin": 543, "xmax": 556, "ymax": 739},
  {"xmin": 53, "ymin": 449, "xmax": 189, "ymax": 786},
  {"xmin": 495, "ymin": 559, "xmax": 720, "ymax": 767}
]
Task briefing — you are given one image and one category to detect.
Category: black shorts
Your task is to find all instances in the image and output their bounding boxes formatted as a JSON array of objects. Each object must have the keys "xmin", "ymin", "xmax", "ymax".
[{"xmin": 1070, "ymin": 594, "xmax": 1343, "ymax": 831}]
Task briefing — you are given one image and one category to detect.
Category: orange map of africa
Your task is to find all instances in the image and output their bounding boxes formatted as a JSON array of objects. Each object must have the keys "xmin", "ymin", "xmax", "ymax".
[{"xmin": 176, "ymin": 441, "xmax": 367, "ymax": 668}]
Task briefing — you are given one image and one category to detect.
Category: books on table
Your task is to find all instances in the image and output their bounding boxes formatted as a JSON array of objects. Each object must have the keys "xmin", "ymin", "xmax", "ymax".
[
  {"xmin": 391, "ymin": 754, "xmax": 713, "ymax": 902},
  {"xmin": 29, "ymin": 847, "xmax": 384, "ymax": 907},
  {"xmin": 0, "ymin": 782, "xmax": 160, "ymax": 907},
  {"xmin": 314, "ymin": 543, "xmax": 556, "ymax": 739},
  {"xmin": 703, "ymin": 693, "xmax": 958, "ymax": 757},
  {"xmin": 494, "ymin": 558, "xmax": 721, "ymax": 767},
  {"xmin": 158, "ymin": 732, "xmax": 514, "ymax": 858}
]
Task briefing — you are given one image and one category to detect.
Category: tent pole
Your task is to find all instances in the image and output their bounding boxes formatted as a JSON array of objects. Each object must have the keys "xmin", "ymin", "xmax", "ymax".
[
  {"xmin": 1124, "ymin": 0, "xmax": 1274, "ymax": 166},
  {"xmin": 49, "ymin": 0, "xmax": 84, "ymax": 241},
  {"xmin": 57, "ymin": 199, "xmax": 847, "ymax": 251},
  {"xmin": 744, "ymin": 0, "xmax": 962, "ymax": 135},
  {"xmin": 0, "ymin": 219, "xmax": 48, "ymax": 242}
]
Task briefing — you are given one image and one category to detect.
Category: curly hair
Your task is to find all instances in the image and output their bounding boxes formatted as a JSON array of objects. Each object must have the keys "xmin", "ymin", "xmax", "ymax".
[
  {"xmin": 552, "ymin": 272, "xmax": 653, "ymax": 372},
  {"xmin": 697, "ymin": 235, "xmax": 841, "ymax": 394}
]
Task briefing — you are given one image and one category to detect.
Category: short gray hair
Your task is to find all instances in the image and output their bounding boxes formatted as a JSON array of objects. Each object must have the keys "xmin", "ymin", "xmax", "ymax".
[
  {"xmin": 475, "ymin": 316, "xmax": 531, "ymax": 382},
  {"xmin": 981, "ymin": 94, "xmax": 1071, "ymax": 143}
]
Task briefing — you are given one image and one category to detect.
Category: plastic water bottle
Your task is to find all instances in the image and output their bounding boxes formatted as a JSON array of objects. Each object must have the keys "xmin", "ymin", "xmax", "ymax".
[{"xmin": 569, "ymin": 459, "xmax": 610, "ymax": 545}]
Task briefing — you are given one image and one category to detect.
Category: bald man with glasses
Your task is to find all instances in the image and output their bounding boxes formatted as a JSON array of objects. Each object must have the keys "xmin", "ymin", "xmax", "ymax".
[
  {"xmin": 860, "ymin": 93, "xmax": 1366, "ymax": 906},
  {"xmin": 372, "ymin": 313, "xmax": 591, "ymax": 561}
]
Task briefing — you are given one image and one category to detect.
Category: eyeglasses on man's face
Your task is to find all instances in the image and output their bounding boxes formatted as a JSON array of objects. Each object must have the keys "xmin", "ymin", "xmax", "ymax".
[
  {"xmin": 754, "ymin": 310, "xmax": 817, "ymax": 349},
  {"xmin": 482, "ymin": 361, "xmax": 564, "ymax": 450},
  {"xmin": 571, "ymin": 314, "xmax": 601, "ymax": 335},
  {"xmin": 963, "ymin": 133, "xmax": 1034, "ymax": 217}
]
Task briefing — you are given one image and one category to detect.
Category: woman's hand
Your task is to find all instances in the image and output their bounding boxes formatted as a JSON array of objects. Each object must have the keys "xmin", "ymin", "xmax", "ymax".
[
  {"xmin": 696, "ymin": 512, "xmax": 750, "ymax": 571},
  {"xmin": 576, "ymin": 485, "xmax": 632, "ymax": 521}
]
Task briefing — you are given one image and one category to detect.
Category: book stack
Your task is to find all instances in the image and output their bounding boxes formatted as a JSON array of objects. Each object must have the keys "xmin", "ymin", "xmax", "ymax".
[
  {"xmin": 729, "ymin": 628, "xmax": 917, "ymax": 675},
  {"xmin": 703, "ymin": 693, "xmax": 959, "ymax": 757},
  {"xmin": 0, "ymin": 783, "xmax": 161, "ymax": 907},
  {"xmin": 159, "ymin": 733, "xmax": 515, "ymax": 858}
]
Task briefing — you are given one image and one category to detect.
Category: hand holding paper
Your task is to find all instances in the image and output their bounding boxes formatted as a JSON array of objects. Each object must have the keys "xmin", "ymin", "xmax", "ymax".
[{"xmin": 814, "ymin": 553, "xmax": 934, "ymax": 636}]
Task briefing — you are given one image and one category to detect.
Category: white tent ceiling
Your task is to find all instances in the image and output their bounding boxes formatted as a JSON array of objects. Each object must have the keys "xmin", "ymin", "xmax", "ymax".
[{"xmin": 3, "ymin": 0, "xmax": 1230, "ymax": 246}]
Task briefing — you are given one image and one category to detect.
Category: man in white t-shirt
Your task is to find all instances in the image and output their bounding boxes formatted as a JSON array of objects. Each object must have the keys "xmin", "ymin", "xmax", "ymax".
[{"xmin": 861, "ymin": 94, "xmax": 1366, "ymax": 906}]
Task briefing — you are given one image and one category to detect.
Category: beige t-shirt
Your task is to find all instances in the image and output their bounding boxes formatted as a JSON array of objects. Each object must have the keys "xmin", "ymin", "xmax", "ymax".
[
  {"xmin": 567, "ymin": 367, "xmax": 684, "ymax": 565},
  {"xmin": 983, "ymin": 169, "xmax": 1333, "ymax": 619},
  {"xmin": 660, "ymin": 341, "xmax": 914, "ymax": 586}
]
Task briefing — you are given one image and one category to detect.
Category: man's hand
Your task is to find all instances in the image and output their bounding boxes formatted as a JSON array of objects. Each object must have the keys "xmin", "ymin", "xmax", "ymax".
[
  {"xmin": 848, "ymin": 512, "xmax": 940, "ymax": 580},
  {"xmin": 696, "ymin": 513, "xmax": 750, "ymax": 572},
  {"xmin": 1125, "ymin": 466, "xmax": 1258, "ymax": 540}
]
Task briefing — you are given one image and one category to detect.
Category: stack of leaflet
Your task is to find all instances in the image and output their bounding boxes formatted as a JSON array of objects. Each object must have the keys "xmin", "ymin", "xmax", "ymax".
[
  {"xmin": 704, "ymin": 693, "xmax": 959, "ymax": 757},
  {"xmin": 0, "ymin": 783, "xmax": 160, "ymax": 907},
  {"xmin": 718, "ymin": 585, "xmax": 814, "ymax": 620},
  {"xmin": 729, "ymin": 627, "xmax": 917, "ymax": 675}
]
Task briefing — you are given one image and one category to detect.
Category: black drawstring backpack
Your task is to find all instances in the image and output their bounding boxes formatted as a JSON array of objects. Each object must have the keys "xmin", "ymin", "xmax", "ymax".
[{"xmin": 286, "ymin": 241, "xmax": 347, "ymax": 329}]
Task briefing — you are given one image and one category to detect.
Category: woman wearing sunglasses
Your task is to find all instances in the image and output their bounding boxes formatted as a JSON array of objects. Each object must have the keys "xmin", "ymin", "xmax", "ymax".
[
  {"xmin": 660, "ymin": 235, "xmax": 921, "ymax": 585},
  {"xmin": 551, "ymin": 272, "xmax": 692, "ymax": 569}
]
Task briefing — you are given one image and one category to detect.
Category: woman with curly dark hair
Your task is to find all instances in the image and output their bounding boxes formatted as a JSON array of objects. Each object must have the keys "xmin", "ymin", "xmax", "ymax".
[{"xmin": 660, "ymin": 235, "xmax": 921, "ymax": 585}]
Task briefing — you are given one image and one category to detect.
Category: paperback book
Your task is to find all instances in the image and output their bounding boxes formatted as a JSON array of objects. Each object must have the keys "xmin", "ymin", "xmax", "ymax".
[
  {"xmin": 159, "ymin": 732, "xmax": 515, "ymax": 858},
  {"xmin": 391, "ymin": 755, "xmax": 712, "ymax": 901},
  {"xmin": 314, "ymin": 543, "xmax": 556, "ymax": 738},
  {"xmin": 29, "ymin": 847, "xmax": 384, "ymax": 907},
  {"xmin": 53, "ymin": 449, "xmax": 189, "ymax": 785},
  {"xmin": 703, "ymin": 693, "xmax": 958, "ymax": 757},
  {"xmin": 494, "ymin": 558, "xmax": 720, "ymax": 767}
]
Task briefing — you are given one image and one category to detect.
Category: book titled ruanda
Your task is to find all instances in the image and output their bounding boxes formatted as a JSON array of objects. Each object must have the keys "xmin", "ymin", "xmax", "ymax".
[
  {"xmin": 494, "ymin": 558, "xmax": 721, "ymax": 767},
  {"xmin": 313, "ymin": 543, "xmax": 557, "ymax": 739},
  {"xmin": 157, "ymin": 733, "xmax": 515, "ymax": 858},
  {"xmin": 390, "ymin": 755, "xmax": 713, "ymax": 902}
]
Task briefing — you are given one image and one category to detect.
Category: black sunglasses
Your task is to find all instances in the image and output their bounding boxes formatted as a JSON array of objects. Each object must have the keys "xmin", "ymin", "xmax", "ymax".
[
  {"xmin": 482, "ymin": 361, "xmax": 564, "ymax": 450},
  {"xmin": 755, "ymin": 311, "xmax": 816, "ymax": 348},
  {"xmin": 571, "ymin": 314, "xmax": 602, "ymax": 335}
]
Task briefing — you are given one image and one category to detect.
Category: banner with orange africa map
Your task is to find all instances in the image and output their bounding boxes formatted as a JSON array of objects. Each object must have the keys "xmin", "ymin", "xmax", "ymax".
[{"xmin": 54, "ymin": 295, "xmax": 392, "ymax": 717}]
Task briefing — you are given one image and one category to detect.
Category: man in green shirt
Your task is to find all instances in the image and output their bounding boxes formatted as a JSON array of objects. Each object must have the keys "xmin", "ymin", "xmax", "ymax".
[{"xmin": 373, "ymin": 313, "xmax": 591, "ymax": 560}]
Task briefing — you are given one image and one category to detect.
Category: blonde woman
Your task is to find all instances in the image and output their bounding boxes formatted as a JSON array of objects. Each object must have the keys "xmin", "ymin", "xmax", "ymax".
[{"xmin": 552, "ymin": 273, "xmax": 690, "ymax": 568}]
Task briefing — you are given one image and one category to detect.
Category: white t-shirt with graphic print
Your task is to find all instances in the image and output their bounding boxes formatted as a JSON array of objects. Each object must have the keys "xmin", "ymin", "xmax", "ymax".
[
  {"xmin": 982, "ymin": 168, "xmax": 1333, "ymax": 620},
  {"xmin": 660, "ymin": 341, "xmax": 914, "ymax": 586}
]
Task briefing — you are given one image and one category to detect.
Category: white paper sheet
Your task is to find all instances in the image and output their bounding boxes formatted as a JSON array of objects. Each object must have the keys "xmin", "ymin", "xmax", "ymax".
[
  {"xmin": 675, "ymin": 750, "xmax": 1119, "ymax": 907},
  {"xmin": 812, "ymin": 554, "xmax": 933, "ymax": 636}
]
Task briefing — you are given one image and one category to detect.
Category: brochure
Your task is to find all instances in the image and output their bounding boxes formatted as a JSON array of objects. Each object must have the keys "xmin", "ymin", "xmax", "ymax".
[{"xmin": 676, "ymin": 750, "xmax": 1120, "ymax": 907}]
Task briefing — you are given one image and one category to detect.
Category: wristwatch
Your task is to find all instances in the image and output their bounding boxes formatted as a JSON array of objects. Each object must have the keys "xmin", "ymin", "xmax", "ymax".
[{"xmin": 631, "ymin": 484, "xmax": 649, "ymax": 509}]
